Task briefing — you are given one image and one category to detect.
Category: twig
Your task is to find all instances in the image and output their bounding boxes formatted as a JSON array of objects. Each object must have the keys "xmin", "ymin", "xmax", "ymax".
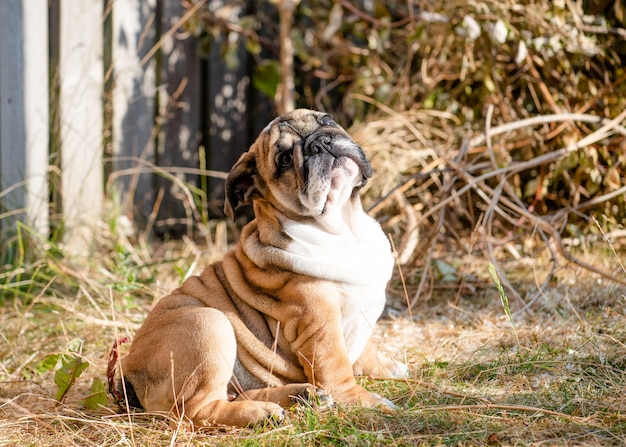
[
  {"xmin": 351, "ymin": 93, "xmax": 429, "ymax": 146},
  {"xmin": 276, "ymin": 0, "xmax": 300, "ymax": 114},
  {"xmin": 338, "ymin": 0, "xmax": 415, "ymax": 28},
  {"xmin": 469, "ymin": 112, "xmax": 626, "ymax": 147},
  {"xmin": 592, "ymin": 217, "xmax": 626, "ymax": 276},
  {"xmin": 422, "ymin": 403, "xmax": 593, "ymax": 423},
  {"xmin": 104, "ymin": 157, "xmax": 228, "ymax": 179},
  {"xmin": 525, "ymin": 53, "xmax": 562, "ymax": 115},
  {"xmin": 546, "ymin": 73, "xmax": 626, "ymax": 140},
  {"xmin": 372, "ymin": 377, "xmax": 492, "ymax": 402},
  {"xmin": 367, "ymin": 168, "xmax": 452, "ymax": 215},
  {"xmin": 417, "ymin": 108, "xmax": 626, "ymax": 228},
  {"xmin": 388, "ymin": 236, "xmax": 411, "ymax": 319},
  {"xmin": 576, "ymin": 185, "xmax": 626, "ymax": 211},
  {"xmin": 483, "ymin": 180, "xmax": 524, "ymax": 305},
  {"xmin": 38, "ymin": 296, "xmax": 141, "ymax": 330},
  {"xmin": 395, "ymin": 192, "xmax": 419, "ymax": 265},
  {"xmin": 515, "ymin": 224, "xmax": 560, "ymax": 315}
]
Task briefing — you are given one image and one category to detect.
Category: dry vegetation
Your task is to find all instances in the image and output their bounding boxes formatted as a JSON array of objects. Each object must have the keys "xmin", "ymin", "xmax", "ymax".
[{"xmin": 3, "ymin": 0, "xmax": 626, "ymax": 445}]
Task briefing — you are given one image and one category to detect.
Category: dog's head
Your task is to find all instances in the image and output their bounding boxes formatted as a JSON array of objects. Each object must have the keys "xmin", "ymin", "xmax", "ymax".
[{"xmin": 224, "ymin": 109, "xmax": 373, "ymax": 224}]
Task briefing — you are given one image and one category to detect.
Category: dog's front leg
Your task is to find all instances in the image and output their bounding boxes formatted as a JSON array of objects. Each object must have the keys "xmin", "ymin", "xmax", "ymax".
[{"xmin": 283, "ymin": 292, "xmax": 390, "ymax": 409}]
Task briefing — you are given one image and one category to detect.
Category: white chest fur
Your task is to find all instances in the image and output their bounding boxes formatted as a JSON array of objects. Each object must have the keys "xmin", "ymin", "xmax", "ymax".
[
  {"xmin": 339, "ymin": 281, "xmax": 388, "ymax": 363},
  {"xmin": 281, "ymin": 211, "xmax": 394, "ymax": 363}
]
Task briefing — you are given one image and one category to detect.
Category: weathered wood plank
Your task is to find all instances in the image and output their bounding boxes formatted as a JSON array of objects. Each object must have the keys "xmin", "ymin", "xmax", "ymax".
[
  {"xmin": 0, "ymin": 0, "xmax": 49, "ymax": 237},
  {"xmin": 204, "ymin": 1, "xmax": 253, "ymax": 216},
  {"xmin": 201, "ymin": 0, "xmax": 274, "ymax": 218},
  {"xmin": 110, "ymin": 0, "xmax": 157, "ymax": 225},
  {"xmin": 58, "ymin": 0, "xmax": 104, "ymax": 254},
  {"xmin": 154, "ymin": 0, "xmax": 202, "ymax": 236}
]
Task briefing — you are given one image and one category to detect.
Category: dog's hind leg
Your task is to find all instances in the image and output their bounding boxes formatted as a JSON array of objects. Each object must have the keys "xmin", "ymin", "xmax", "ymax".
[{"xmin": 121, "ymin": 297, "xmax": 283, "ymax": 427}]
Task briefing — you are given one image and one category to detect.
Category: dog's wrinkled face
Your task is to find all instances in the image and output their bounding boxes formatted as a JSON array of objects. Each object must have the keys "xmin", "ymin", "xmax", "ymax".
[{"xmin": 225, "ymin": 109, "xmax": 373, "ymax": 222}]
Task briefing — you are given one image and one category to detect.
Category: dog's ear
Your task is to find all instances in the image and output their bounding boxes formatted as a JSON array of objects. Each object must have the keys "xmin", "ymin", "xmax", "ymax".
[{"xmin": 224, "ymin": 152, "xmax": 263, "ymax": 220}]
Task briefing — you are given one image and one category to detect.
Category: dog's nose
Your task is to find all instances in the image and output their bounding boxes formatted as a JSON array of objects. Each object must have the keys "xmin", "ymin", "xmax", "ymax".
[{"xmin": 304, "ymin": 134, "xmax": 333, "ymax": 157}]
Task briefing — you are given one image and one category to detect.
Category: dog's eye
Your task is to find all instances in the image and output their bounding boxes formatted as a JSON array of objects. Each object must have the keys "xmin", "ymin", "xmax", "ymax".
[
  {"xmin": 277, "ymin": 151, "xmax": 293, "ymax": 169},
  {"xmin": 321, "ymin": 115, "xmax": 335, "ymax": 126}
]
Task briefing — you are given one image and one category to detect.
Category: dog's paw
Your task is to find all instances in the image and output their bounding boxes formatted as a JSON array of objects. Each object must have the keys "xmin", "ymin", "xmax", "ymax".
[
  {"xmin": 246, "ymin": 401, "xmax": 286, "ymax": 426},
  {"xmin": 233, "ymin": 402, "xmax": 285, "ymax": 428},
  {"xmin": 337, "ymin": 385, "xmax": 397, "ymax": 412},
  {"xmin": 373, "ymin": 394, "xmax": 397, "ymax": 412},
  {"xmin": 264, "ymin": 406, "xmax": 286, "ymax": 426},
  {"xmin": 290, "ymin": 385, "xmax": 334, "ymax": 410}
]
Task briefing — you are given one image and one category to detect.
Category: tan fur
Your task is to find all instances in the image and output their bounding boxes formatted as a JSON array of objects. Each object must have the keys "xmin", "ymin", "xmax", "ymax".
[{"xmin": 118, "ymin": 109, "xmax": 405, "ymax": 428}]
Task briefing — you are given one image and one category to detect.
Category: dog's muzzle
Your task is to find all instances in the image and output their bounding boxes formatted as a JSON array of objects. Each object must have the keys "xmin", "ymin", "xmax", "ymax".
[{"xmin": 302, "ymin": 131, "xmax": 373, "ymax": 181}]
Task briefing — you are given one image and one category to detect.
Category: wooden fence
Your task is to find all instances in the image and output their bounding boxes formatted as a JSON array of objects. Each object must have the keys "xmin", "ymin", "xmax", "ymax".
[{"xmin": 0, "ymin": 0, "xmax": 271, "ymax": 255}]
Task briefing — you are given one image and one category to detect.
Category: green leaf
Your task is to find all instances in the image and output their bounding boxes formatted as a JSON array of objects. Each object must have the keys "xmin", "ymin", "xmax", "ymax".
[
  {"xmin": 54, "ymin": 338, "xmax": 89, "ymax": 403},
  {"xmin": 35, "ymin": 353, "xmax": 60, "ymax": 375},
  {"xmin": 253, "ymin": 60, "xmax": 281, "ymax": 98},
  {"xmin": 197, "ymin": 34, "xmax": 213, "ymax": 59},
  {"xmin": 221, "ymin": 37, "xmax": 241, "ymax": 70},
  {"xmin": 84, "ymin": 378, "xmax": 108, "ymax": 410},
  {"xmin": 239, "ymin": 15, "xmax": 258, "ymax": 32},
  {"xmin": 245, "ymin": 38, "xmax": 262, "ymax": 56}
]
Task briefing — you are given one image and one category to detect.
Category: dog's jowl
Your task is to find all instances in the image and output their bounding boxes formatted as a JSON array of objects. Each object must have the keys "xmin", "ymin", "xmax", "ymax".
[{"xmin": 116, "ymin": 109, "xmax": 407, "ymax": 428}]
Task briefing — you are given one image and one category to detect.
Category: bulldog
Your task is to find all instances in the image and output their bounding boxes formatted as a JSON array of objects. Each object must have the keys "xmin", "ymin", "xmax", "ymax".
[{"xmin": 116, "ymin": 109, "xmax": 406, "ymax": 428}]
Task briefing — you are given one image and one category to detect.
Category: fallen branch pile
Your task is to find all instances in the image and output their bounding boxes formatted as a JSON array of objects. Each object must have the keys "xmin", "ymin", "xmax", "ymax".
[{"xmin": 354, "ymin": 108, "xmax": 626, "ymax": 314}]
